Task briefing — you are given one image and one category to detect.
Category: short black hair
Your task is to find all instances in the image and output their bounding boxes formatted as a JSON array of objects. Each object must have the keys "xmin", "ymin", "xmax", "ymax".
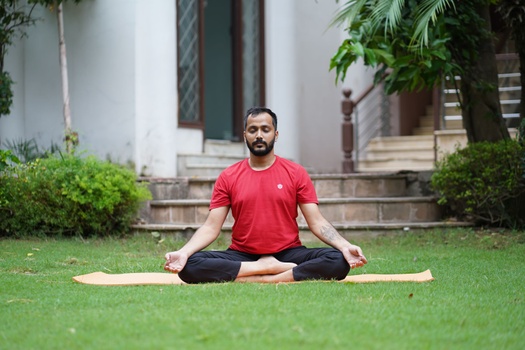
[{"xmin": 244, "ymin": 107, "xmax": 278, "ymax": 130}]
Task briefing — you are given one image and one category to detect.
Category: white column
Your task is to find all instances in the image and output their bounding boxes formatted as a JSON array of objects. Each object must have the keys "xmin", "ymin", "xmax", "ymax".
[
  {"xmin": 264, "ymin": 0, "xmax": 299, "ymax": 162},
  {"xmin": 135, "ymin": 0, "xmax": 178, "ymax": 177}
]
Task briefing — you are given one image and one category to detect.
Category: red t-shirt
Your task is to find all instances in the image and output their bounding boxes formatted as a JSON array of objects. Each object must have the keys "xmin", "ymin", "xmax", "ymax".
[{"xmin": 209, "ymin": 156, "xmax": 318, "ymax": 254}]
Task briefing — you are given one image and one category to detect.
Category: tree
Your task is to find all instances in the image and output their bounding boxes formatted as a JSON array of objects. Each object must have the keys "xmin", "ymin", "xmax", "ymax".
[
  {"xmin": 29, "ymin": 0, "xmax": 82, "ymax": 153},
  {"xmin": 0, "ymin": 0, "xmax": 37, "ymax": 117},
  {"xmin": 330, "ymin": 0, "xmax": 514, "ymax": 143}
]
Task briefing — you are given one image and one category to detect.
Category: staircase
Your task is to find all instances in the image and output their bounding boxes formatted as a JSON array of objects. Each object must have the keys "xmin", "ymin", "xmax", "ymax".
[
  {"xmin": 134, "ymin": 161, "xmax": 470, "ymax": 241},
  {"xmin": 358, "ymin": 54, "xmax": 521, "ymax": 173},
  {"xmin": 357, "ymin": 134, "xmax": 435, "ymax": 172},
  {"xmin": 177, "ymin": 140, "xmax": 247, "ymax": 177}
]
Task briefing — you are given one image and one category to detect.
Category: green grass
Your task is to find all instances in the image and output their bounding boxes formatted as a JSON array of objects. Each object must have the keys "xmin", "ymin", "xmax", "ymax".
[{"xmin": 1, "ymin": 228, "xmax": 524, "ymax": 350}]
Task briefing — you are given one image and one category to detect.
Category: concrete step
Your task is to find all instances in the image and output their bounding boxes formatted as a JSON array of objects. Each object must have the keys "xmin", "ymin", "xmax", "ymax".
[
  {"xmin": 132, "ymin": 220, "xmax": 473, "ymax": 240},
  {"xmin": 357, "ymin": 159, "xmax": 434, "ymax": 172},
  {"xmin": 367, "ymin": 135, "xmax": 434, "ymax": 150},
  {"xmin": 412, "ymin": 126, "xmax": 434, "ymax": 136},
  {"xmin": 203, "ymin": 139, "xmax": 247, "ymax": 156},
  {"xmin": 310, "ymin": 173, "xmax": 408, "ymax": 198},
  {"xmin": 146, "ymin": 196, "xmax": 442, "ymax": 225},
  {"xmin": 177, "ymin": 154, "xmax": 246, "ymax": 177},
  {"xmin": 359, "ymin": 135, "xmax": 435, "ymax": 172},
  {"xmin": 362, "ymin": 148, "xmax": 433, "ymax": 160},
  {"xmin": 419, "ymin": 114, "xmax": 434, "ymax": 128},
  {"xmin": 141, "ymin": 173, "xmax": 412, "ymax": 200}
]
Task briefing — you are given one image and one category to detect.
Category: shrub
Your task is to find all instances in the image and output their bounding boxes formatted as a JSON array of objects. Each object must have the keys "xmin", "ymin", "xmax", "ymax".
[
  {"xmin": 3, "ymin": 138, "xmax": 61, "ymax": 163},
  {"xmin": 0, "ymin": 154, "xmax": 151, "ymax": 237},
  {"xmin": 431, "ymin": 139, "xmax": 525, "ymax": 228},
  {"xmin": 0, "ymin": 149, "xmax": 20, "ymax": 171}
]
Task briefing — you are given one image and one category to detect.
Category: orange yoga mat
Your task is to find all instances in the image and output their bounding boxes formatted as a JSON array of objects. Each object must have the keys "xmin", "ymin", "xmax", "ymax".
[{"xmin": 72, "ymin": 269, "xmax": 434, "ymax": 286}]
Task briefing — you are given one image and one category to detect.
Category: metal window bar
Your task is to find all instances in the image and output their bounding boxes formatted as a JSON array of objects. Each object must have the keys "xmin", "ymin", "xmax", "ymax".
[
  {"xmin": 242, "ymin": 0, "xmax": 261, "ymax": 112},
  {"xmin": 178, "ymin": 0, "xmax": 200, "ymax": 123}
]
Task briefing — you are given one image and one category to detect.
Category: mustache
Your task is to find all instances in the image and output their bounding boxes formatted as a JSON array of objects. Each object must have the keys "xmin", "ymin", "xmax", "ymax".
[{"xmin": 252, "ymin": 140, "xmax": 267, "ymax": 146}]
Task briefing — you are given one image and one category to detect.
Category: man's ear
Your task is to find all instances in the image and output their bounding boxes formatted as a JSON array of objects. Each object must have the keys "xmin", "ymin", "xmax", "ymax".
[{"xmin": 275, "ymin": 130, "xmax": 279, "ymax": 141}]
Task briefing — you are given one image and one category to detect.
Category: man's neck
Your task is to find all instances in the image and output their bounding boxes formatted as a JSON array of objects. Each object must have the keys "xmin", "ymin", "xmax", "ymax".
[{"xmin": 249, "ymin": 153, "xmax": 276, "ymax": 171}]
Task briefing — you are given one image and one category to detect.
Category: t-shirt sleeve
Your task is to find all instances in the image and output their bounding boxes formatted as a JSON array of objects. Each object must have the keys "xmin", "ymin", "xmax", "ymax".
[
  {"xmin": 209, "ymin": 172, "xmax": 231, "ymax": 210},
  {"xmin": 296, "ymin": 166, "xmax": 318, "ymax": 204}
]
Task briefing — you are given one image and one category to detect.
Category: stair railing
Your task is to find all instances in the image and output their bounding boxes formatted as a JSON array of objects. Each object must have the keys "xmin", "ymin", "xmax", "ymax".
[
  {"xmin": 440, "ymin": 53, "xmax": 521, "ymax": 129},
  {"xmin": 341, "ymin": 75, "xmax": 389, "ymax": 173}
]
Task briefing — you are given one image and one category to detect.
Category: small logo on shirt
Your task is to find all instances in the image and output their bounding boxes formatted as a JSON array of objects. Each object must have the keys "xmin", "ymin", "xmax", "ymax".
[{"xmin": 277, "ymin": 184, "xmax": 283, "ymax": 190}]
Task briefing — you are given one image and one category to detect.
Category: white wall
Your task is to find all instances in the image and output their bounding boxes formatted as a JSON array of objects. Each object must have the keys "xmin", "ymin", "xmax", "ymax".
[
  {"xmin": 265, "ymin": 0, "xmax": 300, "ymax": 162},
  {"xmin": 1, "ymin": 2, "xmax": 137, "ymax": 163},
  {"xmin": 295, "ymin": 0, "xmax": 343, "ymax": 173},
  {"xmin": 265, "ymin": 0, "xmax": 373, "ymax": 173},
  {"xmin": 135, "ymin": 0, "xmax": 179, "ymax": 177},
  {"xmin": 1, "ymin": 0, "xmax": 374, "ymax": 177},
  {"xmin": 0, "ymin": 0, "xmax": 188, "ymax": 177}
]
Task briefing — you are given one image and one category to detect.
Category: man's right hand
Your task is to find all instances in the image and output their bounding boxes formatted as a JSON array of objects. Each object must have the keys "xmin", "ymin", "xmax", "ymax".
[{"xmin": 164, "ymin": 251, "xmax": 188, "ymax": 273}]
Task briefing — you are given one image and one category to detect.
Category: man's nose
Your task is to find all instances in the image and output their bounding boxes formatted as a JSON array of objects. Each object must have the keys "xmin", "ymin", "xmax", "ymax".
[{"xmin": 255, "ymin": 130, "xmax": 263, "ymax": 139}]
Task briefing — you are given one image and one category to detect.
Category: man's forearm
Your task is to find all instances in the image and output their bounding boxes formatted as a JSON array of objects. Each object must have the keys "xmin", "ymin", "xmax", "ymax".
[
  {"xmin": 179, "ymin": 225, "xmax": 220, "ymax": 256},
  {"xmin": 315, "ymin": 221, "xmax": 350, "ymax": 250}
]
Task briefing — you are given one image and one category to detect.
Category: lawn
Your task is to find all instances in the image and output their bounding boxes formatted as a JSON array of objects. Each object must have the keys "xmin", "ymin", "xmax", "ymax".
[{"xmin": 1, "ymin": 228, "xmax": 524, "ymax": 350}]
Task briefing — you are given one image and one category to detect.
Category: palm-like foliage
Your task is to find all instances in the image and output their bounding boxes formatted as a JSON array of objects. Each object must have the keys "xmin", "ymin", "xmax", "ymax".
[
  {"xmin": 330, "ymin": 0, "xmax": 459, "ymax": 93},
  {"xmin": 331, "ymin": 0, "xmax": 513, "ymax": 142},
  {"xmin": 332, "ymin": 0, "xmax": 455, "ymax": 48}
]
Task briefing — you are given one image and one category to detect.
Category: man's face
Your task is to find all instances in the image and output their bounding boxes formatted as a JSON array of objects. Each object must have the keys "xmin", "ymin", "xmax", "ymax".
[{"xmin": 244, "ymin": 113, "xmax": 278, "ymax": 157}]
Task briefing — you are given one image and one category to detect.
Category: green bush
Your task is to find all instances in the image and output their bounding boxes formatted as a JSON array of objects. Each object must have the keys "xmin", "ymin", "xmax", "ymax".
[
  {"xmin": 0, "ymin": 154, "xmax": 151, "ymax": 237},
  {"xmin": 431, "ymin": 139, "xmax": 525, "ymax": 228},
  {"xmin": 3, "ymin": 138, "xmax": 61, "ymax": 163},
  {"xmin": 0, "ymin": 149, "xmax": 20, "ymax": 172}
]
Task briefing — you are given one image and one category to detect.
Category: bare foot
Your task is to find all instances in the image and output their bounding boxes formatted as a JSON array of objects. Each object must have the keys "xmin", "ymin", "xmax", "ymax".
[
  {"xmin": 236, "ymin": 269, "xmax": 295, "ymax": 283},
  {"xmin": 257, "ymin": 255, "xmax": 297, "ymax": 275},
  {"xmin": 236, "ymin": 255, "xmax": 297, "ymax": 278}
]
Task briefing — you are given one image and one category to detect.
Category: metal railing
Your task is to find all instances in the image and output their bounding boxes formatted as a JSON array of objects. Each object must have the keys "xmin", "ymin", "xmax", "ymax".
[
  {"xmin": 341, "ymin": 53, "xmax": 522, "ymax": 173},
  {"xmin": 340, "ymin": 76, "xmax": 390, "ymax": 173},
  {"xmin": 440, "ymin": 53, "xmax": 521, "ymax": 129}
]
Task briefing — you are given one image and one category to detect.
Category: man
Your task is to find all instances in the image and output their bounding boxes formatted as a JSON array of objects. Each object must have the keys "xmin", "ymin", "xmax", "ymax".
[{"xmin": 164, "ymin": 107, "xmax": 367, "ymax": 283}]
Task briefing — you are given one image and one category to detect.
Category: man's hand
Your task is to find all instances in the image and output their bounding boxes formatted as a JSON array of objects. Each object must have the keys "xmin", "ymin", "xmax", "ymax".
[
  {"xmin": 164, "ymin": 251, "xmax": 189, "ymax": 274},
  {"xmin": 340, "ymin": 244, "xmax": 368, "ymax": 269}
]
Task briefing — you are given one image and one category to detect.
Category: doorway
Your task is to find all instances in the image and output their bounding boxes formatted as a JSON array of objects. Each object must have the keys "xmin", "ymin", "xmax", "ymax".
[{"xmin": 203, "ymin": 0, "xmax": 234, "ymax": 140}]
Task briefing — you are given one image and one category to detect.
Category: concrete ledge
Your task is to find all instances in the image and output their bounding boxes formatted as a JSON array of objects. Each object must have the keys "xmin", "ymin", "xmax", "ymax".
[
  {"xmin": 131, "ymin": 220, "xmax": 474, "ymax": 241},
  {"xmin": 435, "ymin": 128, "xmax": 518, "ymax": 160}
]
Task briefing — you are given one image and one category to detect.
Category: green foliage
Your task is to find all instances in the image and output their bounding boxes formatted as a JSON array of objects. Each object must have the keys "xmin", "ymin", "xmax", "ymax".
[
  {"xmin": 330, "ymin": 0, "xmax": 498, "ymax": 96},
  {"xmin": 330, "ymin": 0, "xmax": 461, "ymax": 94},
  {"xmin": 0, "ymin": 148, "xmax": 20, "ymax": 171},
  {"xmin": 0, "ymin": 154, "xmax": 151, "ymax": 237},
  {"xmin": 0, "ymin": 71, "xmax": 13, "ymax": 115},
  {"xmin": 431, "ymin": 140, "xmax": 525, "ymax": 228},
  {"xmin": 0, "ymin": 149, "xmax": 20, "ymax": 209},
  {"xmin": 3, "ymin": 137, "xmax": 61, "ymax": 163},
  {"xmin": 0, "ymin": 0, "xmax": 37, "ymax": 116}
]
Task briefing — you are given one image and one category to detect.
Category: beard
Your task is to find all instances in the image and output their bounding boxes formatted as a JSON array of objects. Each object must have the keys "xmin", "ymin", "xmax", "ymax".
[{"xmin": 246, "ymin": 138, "xmax": 275, "ymax": 156}]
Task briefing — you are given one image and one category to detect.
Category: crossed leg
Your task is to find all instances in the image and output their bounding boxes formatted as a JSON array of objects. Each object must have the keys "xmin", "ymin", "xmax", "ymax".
[
  {"xmin": 235, "ymin": 256, "xmax": 297, "ymax": 283},
  {"xmin": 177, "ymin": 247, "xmax": 352, "ymax": 284}
]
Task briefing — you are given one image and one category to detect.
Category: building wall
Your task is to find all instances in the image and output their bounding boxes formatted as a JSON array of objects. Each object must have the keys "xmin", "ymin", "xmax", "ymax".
[
  {"xmin": 265, "ymin": 0, "xmax": 374, "ymax": 173},
  {"xmin": 266, "ymin": 0, "xmax": 342, "ymax": 173},
  {"xmin": 0, "ymin": 0, "xmax": 373, "ymax": 177},
  {"xmin": 0, "ymin": 0, "xmax": 184, "ymax": 177}
]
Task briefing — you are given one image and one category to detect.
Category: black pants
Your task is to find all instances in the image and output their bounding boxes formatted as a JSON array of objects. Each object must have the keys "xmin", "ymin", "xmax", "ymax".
[{"xmin": 178, "ymin": 246, "xmax": 350, "ymax": 284}]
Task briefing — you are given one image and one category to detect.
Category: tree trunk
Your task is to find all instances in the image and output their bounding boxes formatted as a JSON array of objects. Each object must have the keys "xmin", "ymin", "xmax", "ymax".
[
  {"xmin": 460, "ymin": 4, "xmax": 510, "ymax": 143},
  {"xmin": 57, "ymin": 2, "xmax": 74, "ymax": 152}
]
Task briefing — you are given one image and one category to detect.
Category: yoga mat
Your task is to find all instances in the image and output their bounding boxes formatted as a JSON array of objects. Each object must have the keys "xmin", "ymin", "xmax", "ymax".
[{"xmin": 72, "ymin": 269, "xmax": 434, "ymax": 286}]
